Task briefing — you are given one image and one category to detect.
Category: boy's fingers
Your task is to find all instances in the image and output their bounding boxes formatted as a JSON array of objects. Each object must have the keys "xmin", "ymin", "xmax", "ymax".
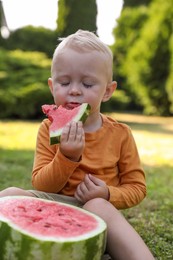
[
  {"xmin": 74, "ymin": 190, "xmax": 83, "ymax": 202},
  {"xmin": 68, "ymin": 121, "xmax": 77, "ymax": 141},
  {"xmin": 76, "ymin": 121, "xmax": 84, "ymax": 141},
  {"xmin": 83, "ymin": 174, "xmax": 95, "ymax": 190},
  {"xmin": 78, "ymin": 181, "xmax": 89, "ymax": 194},
  {"xmin": 75, "ymin": 184, "xmax": 87, "ymax": 202},
  {"xmin": 61, "ymin": 121, "xmax": 84, "ymax": 143},
  {"xmin": 61, "ymin": 123, "xmax": 71, "ymax": 141},
  {"xmin": 88, "ymin": 174, "xmax": 105, "ymax": 187}
]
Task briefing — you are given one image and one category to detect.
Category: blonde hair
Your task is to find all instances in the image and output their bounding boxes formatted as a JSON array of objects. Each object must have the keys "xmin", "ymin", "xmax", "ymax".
[{"xmin": 52, "ymin": 30, "xmax": 113, "ymax": 81}]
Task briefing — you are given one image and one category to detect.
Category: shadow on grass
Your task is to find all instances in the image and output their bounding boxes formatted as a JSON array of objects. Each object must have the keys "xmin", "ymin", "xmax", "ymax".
[
  {"xmin": 108, "ymin": 112, "xmax": 173, "ymax": 135},
  {"xmin": 0, "ymin": 148, "xmax": 34, "ymax": 190},
  {"xmin": 118, "ymin": 120, "xmax": 173, "ymax": 135}
]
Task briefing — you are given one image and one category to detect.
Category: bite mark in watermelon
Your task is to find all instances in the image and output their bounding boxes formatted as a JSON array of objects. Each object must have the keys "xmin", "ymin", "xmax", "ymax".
[
  {"xmin": 0, "ymin": 196, "xmax": 107, "ymax": 260},
  {"xmin": 42, "ymin": 103, "xmax": 90, "ymax": 145}
]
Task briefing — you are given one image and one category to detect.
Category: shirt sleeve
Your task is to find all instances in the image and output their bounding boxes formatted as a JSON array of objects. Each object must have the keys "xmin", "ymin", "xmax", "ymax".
[
  {"xmin": 32, "ymin": 120, "xmax": 80, "ymax": 193},
  {"xmin": 108, "ymin": 125, "xmax": 146, "ymax": 209}
]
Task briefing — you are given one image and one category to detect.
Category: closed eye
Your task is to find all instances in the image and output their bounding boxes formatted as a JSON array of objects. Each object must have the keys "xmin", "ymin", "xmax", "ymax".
[
  {"xmin": 61, "ymin": 82, "xmax": 70, "ymax": 86},
  {"xmin": 83, "ymin": 83, "xmax": 93, "ymax": 88}
]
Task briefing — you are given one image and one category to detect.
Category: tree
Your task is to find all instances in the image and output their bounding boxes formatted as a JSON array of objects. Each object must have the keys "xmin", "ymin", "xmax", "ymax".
[
  {"xmin": 57, "ymin": 0, "xmax": 97, "ymax": 37},
  {"xmin": 112, "ymin": 6, "xmax": 148, "ymax": 111},
  {"xmin": 112, "ymin": 0, "xmax": 173, "ymax": 115},
  {"xmin": 123, "ymin": 0, "xmax": 152, "ymax": 7},
  {"xmin": 124, "ymin": 0, "xmax": 173, "ymax": 115}
]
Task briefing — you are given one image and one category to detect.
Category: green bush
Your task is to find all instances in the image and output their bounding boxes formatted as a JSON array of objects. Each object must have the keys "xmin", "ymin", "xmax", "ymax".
[
  {"xmin": 123, "ymin": 0, "xmax": 173, "ymax": 115},
  {"xmin": 101, "ymin": 90, "xmax": 131, "ymax": 112},
  {"xmin": 0, "ymin": 48, "xmax": 52, "ymax": 119},
  {"xmin": 0, "ymin": 47, "xmax": 132, "ymax": 118},
  {"xmin": 0, "ymin": 26, "xmax": 58, "ymax": 58},
  {"xmin": 112, "ymin": 0, "xmax": 173, "ymax": 116},
  {"xmin": 12, "ymin": 83, "xmax": 53, "ymax": 119}
]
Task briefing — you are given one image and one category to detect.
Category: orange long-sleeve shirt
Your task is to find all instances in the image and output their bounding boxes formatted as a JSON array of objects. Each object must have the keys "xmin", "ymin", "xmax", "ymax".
[{"xmin": 32, "ymin": 114, "xmax": 146, "ymax": 209}]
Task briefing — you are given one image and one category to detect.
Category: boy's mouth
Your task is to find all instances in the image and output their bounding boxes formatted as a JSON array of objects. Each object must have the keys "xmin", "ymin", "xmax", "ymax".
[{"xmin": 65, "ymin": 102, "xmax": 81, "ymax": 110}]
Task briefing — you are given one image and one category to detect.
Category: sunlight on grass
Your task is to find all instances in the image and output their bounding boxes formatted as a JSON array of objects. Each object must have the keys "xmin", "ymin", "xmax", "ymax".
[
  {"xmin": 0, "ymin": 115, "xmax": 173, "ymax": 166},
  {"xmin": 110, "ymin": 113, "xmax": 173, "ymax": 167},
  {"xmin": 134, "ymin": 131, "xmax": 173, "ymax": 166},
  {"xmin": 0, "ymin": 121, "xmax": 40, "ymax": 150}
]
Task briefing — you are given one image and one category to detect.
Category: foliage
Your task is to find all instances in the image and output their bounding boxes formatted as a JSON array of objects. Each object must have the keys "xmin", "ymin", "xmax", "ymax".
[
  {"xmin": 112, "ymin": 0, "xmax": 173, "ymax": 116},
  {"xmin": 0, "ymin": 26, "xmax": 59, "ymax": 58},
  {"xmin": 101, "ymin": 90, "xmax": 131, "ymax": 112},
  {"xmin": 166, "ymin": 33, "xmax": 173, "ymax": 114},
  {"xmin": 57, "ymin": 0, "xmax": 97, "ymax": 37},
  {"xmin": 0, "ymin": 44, "xmax": 127, "ymax": 118},
  {"xmin": 111, "ymin": 6, "xmax": 148, "ymax": 111},
  {"xmin": 0, "ymin": 49, "xmax": 53, "ymax": 119},
  {"xmin": 0, "ymin": 114, "xmax": 173, "ymax": 258},
  {"xmin": 123, "ymin": 0, "xmax": 152, "ymax": 7},
  {"xmin": 125, "ymin": 0, "xmax": 173, "ymax": 115}
]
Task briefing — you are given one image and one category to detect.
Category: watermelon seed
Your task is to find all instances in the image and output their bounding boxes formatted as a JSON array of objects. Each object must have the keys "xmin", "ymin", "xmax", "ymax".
[
  {"xmin": 58, "ymin": 213, "xmax": 65, "ymax": 216},
  {"xmin": 76, "ymin": 224, "xmax": 82, "ymax": 227},
  {"xmin": 32, "ymin": 217, "xmax": 42, "ymax": 222},
  {"xmin": 37, "ymin": 208, "xmax": 43, "ymax": 212},
  {"xmin": 44, "ymin": 223, "xmax": 51, "ymax": 228}
]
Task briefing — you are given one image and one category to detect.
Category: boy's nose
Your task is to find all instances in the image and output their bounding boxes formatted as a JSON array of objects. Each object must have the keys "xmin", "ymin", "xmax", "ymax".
[{"xmin": 69, "ymin": 85, "xmax": 82, "ymax": 95}]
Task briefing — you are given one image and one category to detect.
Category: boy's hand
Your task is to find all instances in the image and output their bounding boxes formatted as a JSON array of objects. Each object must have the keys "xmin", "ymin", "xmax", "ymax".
[
  {"xmin": 59, "ymin": 121, "xmax": 85, "ymax": 162},
  {"xmin": 74, "ymin": 174, "xmax": 109, "ymax": 204}
]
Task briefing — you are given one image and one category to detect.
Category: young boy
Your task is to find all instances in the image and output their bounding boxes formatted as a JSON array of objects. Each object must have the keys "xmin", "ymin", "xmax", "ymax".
[{"xmin": 0, "ymin": 30, "xmax": 154, "ymax": 259}]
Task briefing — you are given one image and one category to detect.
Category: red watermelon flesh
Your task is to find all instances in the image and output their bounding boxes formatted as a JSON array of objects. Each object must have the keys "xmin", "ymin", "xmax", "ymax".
[
  {"xmin": 0, "ymin": 197, "xmax": 97, "ymax": 239},
  {"xmin": 42, "ymin": 103, "xmax": 90, "ymax": 145},
  {"xmin": 0, "ymin": 196, "xmax": 107, "ymax": 260}
]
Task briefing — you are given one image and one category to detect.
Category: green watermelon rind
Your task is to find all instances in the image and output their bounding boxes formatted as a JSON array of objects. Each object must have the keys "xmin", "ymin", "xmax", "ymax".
[
  {"xmin": 50, "ymin": 103, "xmax": 91, "ymax": 145},
  {"xmin": 0, "ymin": 196, "xmax": 107, "ymax": 260}
]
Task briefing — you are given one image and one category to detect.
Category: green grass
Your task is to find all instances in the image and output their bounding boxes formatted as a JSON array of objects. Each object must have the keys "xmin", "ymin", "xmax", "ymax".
[
  {"xmin": 0, "ymin": 121, "xmax": 39, "ymax": 189},
  {"xmin": 0, "ymin": 114, "xmax": 173, "ymax": 259}
]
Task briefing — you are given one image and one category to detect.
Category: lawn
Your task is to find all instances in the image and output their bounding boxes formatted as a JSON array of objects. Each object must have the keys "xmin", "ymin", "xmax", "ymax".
[{"xmin": 0, "ymin": 113, "xmax": 173, "ymax": 259}]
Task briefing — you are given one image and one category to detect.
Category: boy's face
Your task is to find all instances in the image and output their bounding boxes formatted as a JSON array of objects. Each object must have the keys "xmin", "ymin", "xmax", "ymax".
[{"xmin": 48, "ymin": 48, "xmax": 115, "ymax": 114}]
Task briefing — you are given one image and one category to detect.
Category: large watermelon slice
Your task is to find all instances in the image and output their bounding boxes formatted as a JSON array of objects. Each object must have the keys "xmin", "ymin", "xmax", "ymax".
[
  {"xmin": 42, "ymin": 103, "xmax": 90, "ymax": 145},
  {"xmin": 0, "ymin": 196, "xmax": 107, "ymax": 260}
]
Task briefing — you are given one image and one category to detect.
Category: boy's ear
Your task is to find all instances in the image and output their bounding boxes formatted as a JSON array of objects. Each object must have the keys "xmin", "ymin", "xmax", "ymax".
[
  {"xmin": 48, "ymin": 78, "xmax": 53, "ymax": 95},
  {"xmin": 102, "ymin": 81, "xmax": 117, "ymax": 102}
]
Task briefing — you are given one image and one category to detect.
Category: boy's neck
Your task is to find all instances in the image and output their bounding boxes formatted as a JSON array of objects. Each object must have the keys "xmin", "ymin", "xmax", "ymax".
[{"xmin": 83, "ymin": 112, "xmax": 102, "ymax": 133}]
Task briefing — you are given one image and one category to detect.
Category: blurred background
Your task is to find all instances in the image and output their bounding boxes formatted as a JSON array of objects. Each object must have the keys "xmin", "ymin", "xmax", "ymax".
[
  {"xmin": 0, "ymin": 0, "xmax": 172, "ymax": 119},
  {"xmin": 0, "ymin": 2, "xmax": 173, "ymax": 258}
]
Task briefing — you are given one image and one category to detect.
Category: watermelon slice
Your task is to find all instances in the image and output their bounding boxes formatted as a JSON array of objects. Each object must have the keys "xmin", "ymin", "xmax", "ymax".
[
  {"xmin": 42, "ymin": 103, "xmax": 90, "ymax": 145},
  {"xmin": 0, "ymin": 196, "xmax": 107, "ymax": 260}
]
